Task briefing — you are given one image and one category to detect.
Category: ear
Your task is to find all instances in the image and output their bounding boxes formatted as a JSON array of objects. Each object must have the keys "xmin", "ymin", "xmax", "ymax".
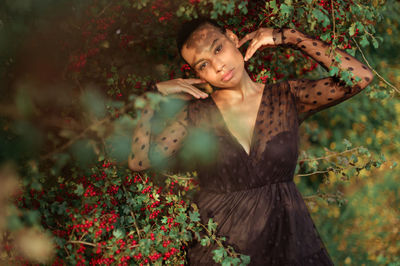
[{"xmin": 225, "ymin": 29, "xmax": 239, "ymax": 48}]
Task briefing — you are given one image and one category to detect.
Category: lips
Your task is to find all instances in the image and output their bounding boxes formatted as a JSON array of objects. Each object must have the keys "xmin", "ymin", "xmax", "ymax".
[{"xmin": 221, "ymin": 69, "xmax": 234, "ymax": 82}]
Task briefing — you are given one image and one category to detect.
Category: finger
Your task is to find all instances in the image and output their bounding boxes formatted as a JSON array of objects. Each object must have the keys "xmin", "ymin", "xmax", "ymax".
[
  {"xmin": 170, "ymin": 93, "xmax": 194, "ymax": 101},
  {"xmin": 244, "ymin": 39, "xmax": 262, "ymax": 61},
  {"xmin": 178, "ymin": 82, "xmax": 208, "ymax": 98},
  {"xmin": 186, "ymin": 85, "xmax": 209, "ymax": 98},
  {"xmin": 184, "ymin": 78, "xmax": 207, "ymax": 84},
  {"xmin": 238, "ymin": 32, "xmax": 256, "ymax": 48}
]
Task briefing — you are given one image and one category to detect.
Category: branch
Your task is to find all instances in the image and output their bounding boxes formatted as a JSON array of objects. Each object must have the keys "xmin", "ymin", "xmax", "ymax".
[
  {"xmin": 331, "ymin": 0, "xmax": 336, "ymax": 39},
  {"xmin": 296, "ymin": 170, "xmax": 329, "ymax": 177},
  {"xmin": 67, "ymin": 240, "xmax": 139, "ymax": 249},
  {"xmin": 95, "ymin": 1, "xmax": 114, "ymax": 18},
  {"xmin": 67, "ymin": 240, "xmax": 97, "ymax": 247},
  {"xmin": 40, "ymin": 100, "xmax": 136, "ymax": 161},
  {"xmin": 130, "ymin": 211, "xmax": 142, "ymax": 240},
  {"xmin": 298, "ymin": 147, "xmax": 361, "ymax": 162},
  {"xmin": 161, "ymin": 173, "xmax": 195, "ymax": 180},
  {"xmin": 303, "ymin": 191, "xmax": 343, "ymax": 201},
  {"xmin": 352, "ymin": 37, "xmax": 400, "ymax": 95}
]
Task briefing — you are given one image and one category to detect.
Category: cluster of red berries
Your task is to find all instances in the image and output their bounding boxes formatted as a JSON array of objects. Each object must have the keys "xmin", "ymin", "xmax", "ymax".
[
  {"xmin": 107, "ymin": 185, "xmax": 119, "ymax": 195},
  {"xmin": 89, "ymin": 256, "xmax": 115, "ymax": 265},
  {"xmin": 119, "ymin": 34, "xmax": 134, "ymax": 48},
  {"xmin": 72, "ymin": 219, "xmax": 96, "ymax": 233},
  {"xmin": 181, "ymin": 64, "xmax": 191, "ymax": 73}
]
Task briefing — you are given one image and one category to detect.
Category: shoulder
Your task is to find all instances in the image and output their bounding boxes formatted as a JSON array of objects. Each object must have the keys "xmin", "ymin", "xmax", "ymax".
[
  {"xmin": 265, "ymin": 80, "xmax": 292, "ymax": 96},
  {"xmin": 186, "ymin": 97, "xmax": 214, "ymax": 126}
]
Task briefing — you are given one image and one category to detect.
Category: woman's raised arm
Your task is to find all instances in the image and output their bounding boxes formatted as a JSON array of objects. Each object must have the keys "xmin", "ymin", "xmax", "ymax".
[
  {"xmin": 273, "ymin": 28, "xmax": 374, "ymax": 123},
  {"xmin": 128, "ymin": 79, "xmax": 207, "ymax": 171}
]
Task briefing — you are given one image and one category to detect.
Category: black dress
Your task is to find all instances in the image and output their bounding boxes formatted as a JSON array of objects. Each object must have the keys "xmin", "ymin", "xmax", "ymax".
[{"xmin": 135, "ymin": 28, "xmax": 373, "ymax": 265}]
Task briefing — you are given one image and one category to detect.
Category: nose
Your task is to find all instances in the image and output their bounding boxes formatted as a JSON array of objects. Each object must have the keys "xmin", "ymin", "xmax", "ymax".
[{"xmin": 213, "ymin": 58, "xmax": 225, "ymax": 73}]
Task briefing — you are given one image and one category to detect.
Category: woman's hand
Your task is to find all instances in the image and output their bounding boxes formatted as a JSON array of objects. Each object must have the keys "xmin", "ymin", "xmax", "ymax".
[
  {"xmin": 156, "ymin": 78, "xmax": 209, "ymax": 100},
  {"xmin": 238, "ymin": 28, "xmax": 276, "ymax": 61}
]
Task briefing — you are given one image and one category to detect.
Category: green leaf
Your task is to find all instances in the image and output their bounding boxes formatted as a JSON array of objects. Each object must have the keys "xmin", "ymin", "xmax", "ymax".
[
  {"xmin": 212, "ymin": 247, "xmax": 227, "ymax": 263},
  {"xmin": 113, "ymin": 228, "xmax": 124, "ymax": 239},
  {"xmin": 312, "ymin": 8, "xmax": 329, "ymax": 27},
  {"xmin": 329, "ymin": 66, "xmax": 339, "ymax": 76},
  {"xmin": 350, "ymin": 154, "xmax": 358, "ymax": 163},
  {"xmin": 207, "ymin": 218, "xmax": 217, "ymax": 233},
  {"xmin": 238, "ymin": 1, "xmax": 248, "ymax": 14},
  {"xmin": 240, "ymin": 254, "xmax": 251, "ymax": 264},
  {"xmin": 372, "ymin": 38, "xmax": 379, "ymax": 48},
  {"xmin": 349, "ymin": 23, "xmax": 356, "ymax": 36},
  {"xmin": 189, "ymin": 211, "xmax": 200, "ymax": 222},
  {"xmin": 222, "ymin": 257, "xmax": 233, "ymax": 266},
  {"xmin": 360, "ymin": 35, "xmax": 369, "ymax": 47},
  {"xmin": 200, "ymin": 236, "xmax": 210, "ymax": 246},
  {"xmin": 321, "ymin": 32, "xmax": 331, "ymax": 41},
  {"xmin": 74, "ymin": 184, "xmax": 84, "ymax": 196},
  {"xmin": 280, "ymin": 3, "xmax": 293, "ymax": 17}
]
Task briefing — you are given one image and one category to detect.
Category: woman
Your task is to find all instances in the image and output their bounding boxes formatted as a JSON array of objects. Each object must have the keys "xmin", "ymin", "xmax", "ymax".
[{"xmin": 129, "ymin": 18, "xmax": 374, "ymax": 265}]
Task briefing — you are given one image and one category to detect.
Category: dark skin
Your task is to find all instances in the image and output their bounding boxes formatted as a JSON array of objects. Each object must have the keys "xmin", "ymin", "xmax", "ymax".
[
  {"xmin": 156, "ymin": 24, "xmax": 277, "ymax": 155},
  {"xmin": 128, "ymin": 23, "xmax": 374, "ymax": 171}
]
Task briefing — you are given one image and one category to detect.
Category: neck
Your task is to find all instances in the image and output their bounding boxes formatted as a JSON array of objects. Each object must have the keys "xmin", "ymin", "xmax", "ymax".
[{"xmin": 213, "ymin": 71, "xmax": 261, "ymax": 102}]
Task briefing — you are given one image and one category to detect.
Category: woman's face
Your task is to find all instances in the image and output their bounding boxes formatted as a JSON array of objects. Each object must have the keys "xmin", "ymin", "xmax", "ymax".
[{"xmin": 181, "ymin": 23, "xmax": 245, "ymax": 88}]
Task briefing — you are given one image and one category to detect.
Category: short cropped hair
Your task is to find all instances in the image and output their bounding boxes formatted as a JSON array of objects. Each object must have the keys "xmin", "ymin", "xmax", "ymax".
[{"xmin": 176, "ymin": 17, "xmax": 226, "ymax": 59}]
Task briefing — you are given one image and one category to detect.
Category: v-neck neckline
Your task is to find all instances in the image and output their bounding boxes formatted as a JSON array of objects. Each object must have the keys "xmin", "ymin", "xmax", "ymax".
[{"xmin": 209, "ymin": 83, "xmax": 266, "ymax": 157}]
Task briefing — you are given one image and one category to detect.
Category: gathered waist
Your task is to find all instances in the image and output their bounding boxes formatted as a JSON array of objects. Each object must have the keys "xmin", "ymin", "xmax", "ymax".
[{"xmin": 199, "ymin": 179, "xmax": 294, "ymax": 195}]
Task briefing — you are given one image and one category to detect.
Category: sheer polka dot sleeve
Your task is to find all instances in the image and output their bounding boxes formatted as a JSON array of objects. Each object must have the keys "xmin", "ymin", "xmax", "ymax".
[
  {"xmin": 273, "ymin": 28, "xmax": 374, "ymax": 124},
  {"xmin": 128, "ymin": 96, "xmax": 190, "ymax": 171}
]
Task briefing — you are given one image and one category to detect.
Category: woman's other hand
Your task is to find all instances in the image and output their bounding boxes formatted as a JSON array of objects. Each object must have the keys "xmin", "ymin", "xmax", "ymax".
[
  {"xmin": 238, "ymin": 28, "xmax": 276, "ymax": 61},
  {"xmin": 156, "ymin": 78, "xmax": 209, "ymax": 100}
]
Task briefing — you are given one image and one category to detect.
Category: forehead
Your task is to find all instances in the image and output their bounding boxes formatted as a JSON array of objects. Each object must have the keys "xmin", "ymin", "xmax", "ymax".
[{"xmin": 181, "ymin": 24, "xmax": 225, "ymax": 65}]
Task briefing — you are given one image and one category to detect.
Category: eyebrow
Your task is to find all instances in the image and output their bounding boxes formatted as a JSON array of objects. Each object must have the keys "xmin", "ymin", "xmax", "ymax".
[{"xmin": 192, "ymin": 38, "xmax": 219, "ymax": 68}]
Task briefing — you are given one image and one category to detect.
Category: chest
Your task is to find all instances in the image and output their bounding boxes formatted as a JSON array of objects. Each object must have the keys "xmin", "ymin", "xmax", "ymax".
[{"xmin": 213, "ymin": 90, "xmax": 264, "ymax": 155}]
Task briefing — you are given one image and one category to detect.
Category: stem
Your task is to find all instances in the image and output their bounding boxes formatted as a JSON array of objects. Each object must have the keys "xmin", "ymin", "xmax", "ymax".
[
  {"xmin": 40, "ymin": 100, "xmax": 136, "ymax": 160},
  {"xmin": 68, "ymin": 240, "xmax": 97, "ymax": 247},
  {"xmin": 187, "ymin": 222, "xmax": 238, "ymax": 258},
  {"xmin": 67, "ymin": 240, "xmax": 139, "ymax": 249},
  {"xmin": 296, "ymin": 170, "xmax": 330, "ymax": 177},
  {"xmin": 298, "ymin": 147, "xmax": 361, "ymax": 162},
  {"xmin": 331, "ymin": 0, "xmax": 336, "ymax": 40},
  {"xmin": 95, "ymin": 1, "xmax": 113, "ymax": 17},
  {"xmin": 161, "ymin": 173, "xmax": 194, "ymax": 180},
  {"xmin": 122, "ymin": 184, "xmax": 142, "ymax": 240},
  {"xmin": 303, "ymin": 192, "xmax": 342, "ymax": 201},
  {"xmin": 352, "ymin": 37, "xmax": 400, "ymax": 95},
  {"xmin": 130, "ymin": 211, "xmax": 142, "ymax": 240}
]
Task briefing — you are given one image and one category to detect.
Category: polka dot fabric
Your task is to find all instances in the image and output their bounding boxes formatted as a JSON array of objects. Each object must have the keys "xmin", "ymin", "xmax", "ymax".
[
  {"xmin": 185, "ymin": 29, "xmax": 372, "ymax": 265},
  {"xmin": 130, "ymin": 28, "xmax": 373, "ymax": 265},
  {"xmin": 273, "ymin": 28, "xmax": 374, "ymax": 124}
]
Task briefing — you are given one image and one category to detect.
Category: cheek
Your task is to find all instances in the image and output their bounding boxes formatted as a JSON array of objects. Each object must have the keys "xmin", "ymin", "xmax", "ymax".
[{"xmin": 233, "ymin": 49, "xmax": 244, "ymax": 64}]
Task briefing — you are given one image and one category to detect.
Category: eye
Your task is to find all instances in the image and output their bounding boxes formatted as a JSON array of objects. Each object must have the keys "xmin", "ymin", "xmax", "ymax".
[
  {"xmin": 199, "ymin": 62, "xmax": 208, "ymax": 71},
  {"xmin": 215, "ymin": 44, "xmax": 222, "ymax": 54}
]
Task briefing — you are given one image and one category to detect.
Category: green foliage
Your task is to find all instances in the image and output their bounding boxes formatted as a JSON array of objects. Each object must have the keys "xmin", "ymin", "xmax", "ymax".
[{"xmin": 0, "ymin": 0, "xmax": 399, "ymax": 265}]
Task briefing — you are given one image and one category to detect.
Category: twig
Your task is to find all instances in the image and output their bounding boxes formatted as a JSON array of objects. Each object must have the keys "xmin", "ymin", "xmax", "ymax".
[
  {"xmin": 95, "ymin": 1, "xmax": 113, "ymax": 18},
  {"xmin": 330, "ymin": 0, "xmax": 336, "ymax": 45},
  {"xmin": 161, "ymin": 173, "xmax": 194, "ymax": 180},
  {"xmin": 130, "ymin": 211, "xmax": 142, "ymax": 240},
  {"xmin": 67, "ymin": 240, "xmax": 97, "ymax": 247},
  {"xmin": 352, "ymin": 37, "xmax": 400, "ymax": 95},
  {"xmin": 187, "ymin": 220, "xmax": 238, "ymax": 259},
  {"xmin": 67, "ymin": 240, "xmax": 139, "ymax": 249},
  {"xmin": 298, "ymin": 147, "xmax": 360, "ymax": 162},
  {"xmin": 296, "ymin": 170, "xmax": 329, "ymax": 177},
  {"xmin": 40, "ymin": 100, "xmax": 136, "ymax": 160},
  {"xmin": 303, "ymin": 192, "xmax": 341, "ymax": 201},
  {"xmin": 79, "ymin": 232, "xmax": 87, "ymax": 241},
  {"xmin": 121, "ymin": 184, "xmax": 142, "ymax": 240}
]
